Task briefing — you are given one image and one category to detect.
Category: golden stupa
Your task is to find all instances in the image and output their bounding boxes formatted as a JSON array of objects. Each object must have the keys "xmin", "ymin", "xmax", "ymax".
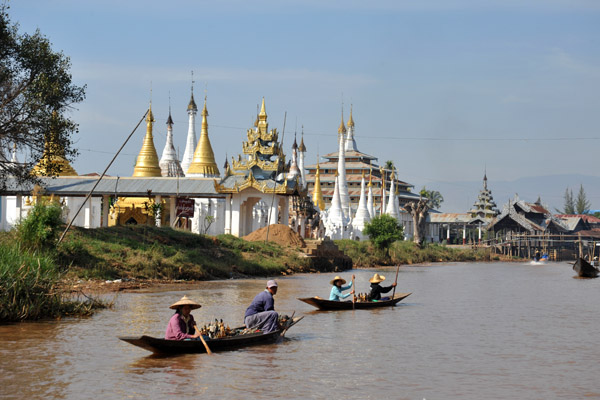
[
  {"xmin": 186, "ymin": 96, "xmax": 220, "ymax": 177},
  {"xmin": 31, "ymin": 112, "xmax": 78, "ymax": 177},
  {"xmin": 132, "ymin": 104, "xmax": 162, "ymax": 177},
  {"xmin": 312, "ymin": 162, "xmax": 325, "ymax": 211}
]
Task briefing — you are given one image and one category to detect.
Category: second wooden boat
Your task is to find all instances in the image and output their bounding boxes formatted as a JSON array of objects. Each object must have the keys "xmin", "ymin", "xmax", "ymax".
[
  {"xmin": 298, "ymin": 293, "xmax": 411, "ymax": 310},
  {"xmin": 573, "ymin": 258, "xmax": 599, "ymax": 278}
]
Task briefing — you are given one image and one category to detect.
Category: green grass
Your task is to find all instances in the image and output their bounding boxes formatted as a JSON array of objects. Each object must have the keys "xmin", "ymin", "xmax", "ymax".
[
  {"xmin": 55, "ymin": 226, "xmax": 309, "ymax": 281},
  {"xmin": 0, "ymin": 239, "xmax": 109, "ymax": 322},
  {"xmin": 336, "ymin": 239, "xmax": 493, "ymax": 267}
]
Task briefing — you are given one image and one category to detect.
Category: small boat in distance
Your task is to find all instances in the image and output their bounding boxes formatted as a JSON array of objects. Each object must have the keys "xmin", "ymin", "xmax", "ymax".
[
  {"xmin": 298, "ymin": 293, "xmax": 411, "ymax": 311},
  {"xmin": 573, "ymin": 258, "xmax": 599, "ymax": 278},
  {"xmin": 119, "ymin": 316, "xmax": 303, "ymax": 354}
]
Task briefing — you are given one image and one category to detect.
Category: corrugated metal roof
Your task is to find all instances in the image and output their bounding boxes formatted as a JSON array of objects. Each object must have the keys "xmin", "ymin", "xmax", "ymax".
[
  {"xmin": 429, "ymin": 213, "xmax": 473, "ymax": 224},
  {"xmin": 2, "ymin": 176, "xmax": 224, "ymax": 197}
]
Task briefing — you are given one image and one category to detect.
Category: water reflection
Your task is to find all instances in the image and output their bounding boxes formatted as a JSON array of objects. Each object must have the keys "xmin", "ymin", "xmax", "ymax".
[{"xmin": 1, "ymin": 263, "xmax": 599, "ymax": 399}]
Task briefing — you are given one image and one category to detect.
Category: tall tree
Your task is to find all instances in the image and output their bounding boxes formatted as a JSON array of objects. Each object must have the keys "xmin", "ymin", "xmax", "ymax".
[
  {"xmin": 0, "ymin": 4, "xmax": 85, "ymax": 189},
  {"xmin": 420, "ymin": 187, "xmax": 444, "ymax": 210},
  {"xmin": 557, "ymin": 188, "xmax": 575, "ymax": 214},
  {"xmin": 404, "ymin": 198, "xmax": 430, "ymax": 247},
  {"xmin": 575, "ymin": 184, "xmax": 591, "ymax": 214}
]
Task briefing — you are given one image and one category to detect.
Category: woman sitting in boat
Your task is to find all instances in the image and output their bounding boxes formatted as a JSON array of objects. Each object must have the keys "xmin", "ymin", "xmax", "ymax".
[
  {"xmin": 329, "ymin": 275, "xmax": 355, "ymax": 301},
  {"xmin": 165, "ymin": 295, "xmax": 203, "ymax": 340},
  {"xmin": 368, "ymin": 273, "xmax": 396, "ymax": 301}
]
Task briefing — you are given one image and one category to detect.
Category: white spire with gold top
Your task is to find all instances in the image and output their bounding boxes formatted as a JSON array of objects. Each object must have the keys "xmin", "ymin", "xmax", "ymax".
[
  {"xmin": 187, "ymin": 96, "xmax": 220, "ymax": 178},
  {"xmin": 32, "ymin": 112, "xmax": 78, "ymax": 177},
  {"xmin": 384, "ymin": 172, "xmax": 400, "ymax": 220},
  {"xmin": 132, "ymin": 103, "xmax": 161, "ymax": 177},
  {"xmin": 287, "ymin": 133, "xmax": 300, "ymax": 181},
  {"xmin": 352, "ymin": 171, "xmax": 371, "ymax": 238},
  {"xmin": 312, "ymin": 161, "xmax": 325, "ymax": 211},
  {"xmin": 159, "ymin": 107, "xmax": 184, "ymax": 177},
  {"xmin": 367, "ymin": 171, "xmax": 375, "ymax": 218},
  {"xmin": 181, "ymin": 75, "xmax": 198, "ymax": 175},
  {"xmin": 298, "ymin": 127, "xmax": 306, "ymax": 189},
  {"xmin": 323, "ymin": 171, "xmax": 351, "ymax": 240},
  {"xmin": 337, "ymin": 110, "xmax": 351, "ymax": 217},
  {"xmin": 344, "ymin": 104, "xmax": 358, "ymax": 152}
]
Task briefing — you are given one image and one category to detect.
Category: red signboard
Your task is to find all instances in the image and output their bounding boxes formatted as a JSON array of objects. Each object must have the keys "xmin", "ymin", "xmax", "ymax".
[{"xmin": 176, "ymin": 198, "xmax": 195, "ymax": 218}]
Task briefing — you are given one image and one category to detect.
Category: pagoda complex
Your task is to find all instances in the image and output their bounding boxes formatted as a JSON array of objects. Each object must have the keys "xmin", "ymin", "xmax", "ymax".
[
  {"xmin": 305, "ymin": 107, "xmax": 419, "ymax": 217},
  {"xmin": 214, "ymin": 98, "xmax": 304, "ymax": 237}
]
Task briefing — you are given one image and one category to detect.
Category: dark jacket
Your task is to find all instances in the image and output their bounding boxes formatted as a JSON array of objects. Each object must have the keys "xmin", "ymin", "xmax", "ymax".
[{"xmin": 368, "ymin": 282, "xmax": 394, "ymax": 300}]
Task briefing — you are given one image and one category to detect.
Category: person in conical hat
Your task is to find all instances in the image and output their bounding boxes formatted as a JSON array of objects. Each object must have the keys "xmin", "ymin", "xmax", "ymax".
[
  {"xmin": 329, "ymin": 274, "xmax": 355, "ymax": 301},
  {"xmin": 368, "ymin": 273, "xmax": 396, "ymax": 301},
  {"xmin": 165, "ymin": 295, "xmax": 202, "ymax": 340}
]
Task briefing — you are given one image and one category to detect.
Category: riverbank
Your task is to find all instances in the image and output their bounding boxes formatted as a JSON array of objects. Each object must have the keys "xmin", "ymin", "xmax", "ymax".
[{"xmin": 1, "ymin": 225, "xmax": 511, "ymax": 299}]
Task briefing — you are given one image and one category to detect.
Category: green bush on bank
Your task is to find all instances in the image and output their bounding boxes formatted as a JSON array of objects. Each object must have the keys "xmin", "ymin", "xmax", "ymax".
[
  {"xmin": 0, "ymin": 200, "xmax": 109, "ymax": 322},
  {"xmin": 0, "ymin": 242, "xmax": 106, "ymax": 322},
  {"xmin": 336, "ymin": 239, "xmax": 492, "ymax": 267}
]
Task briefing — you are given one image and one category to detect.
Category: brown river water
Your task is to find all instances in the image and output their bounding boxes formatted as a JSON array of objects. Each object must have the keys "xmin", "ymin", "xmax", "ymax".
[{"xmin": 1, "ymin": 261, "xmax": 599, "ymax": 400}]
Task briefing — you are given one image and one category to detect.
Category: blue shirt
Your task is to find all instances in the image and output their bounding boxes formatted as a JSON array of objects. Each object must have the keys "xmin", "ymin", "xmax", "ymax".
[
  {"xmin": 329, "ymin": 281, "xmax": 353, "ymax": 301},
  {"xmin": 244, "ymin": 289, "xmax": 275, "ymax": 318}
]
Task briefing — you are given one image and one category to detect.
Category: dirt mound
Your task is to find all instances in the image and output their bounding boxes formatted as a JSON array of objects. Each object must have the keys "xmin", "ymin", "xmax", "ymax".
[{"xmin": 243, "ymin": 224, "xmax": 306, "ymax": 248}]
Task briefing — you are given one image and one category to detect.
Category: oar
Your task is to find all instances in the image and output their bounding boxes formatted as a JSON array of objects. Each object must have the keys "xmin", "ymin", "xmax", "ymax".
[
  {"xmin": 352, "ymin": 275, "xmax": 356, "ymax": 310},
  {"xmin": 194, "ymin": 325, "xmax": 213, "ymax": 355},
  {"xmin": 391, "ymin": 265, "xmax": 400, "ymax": 300}
]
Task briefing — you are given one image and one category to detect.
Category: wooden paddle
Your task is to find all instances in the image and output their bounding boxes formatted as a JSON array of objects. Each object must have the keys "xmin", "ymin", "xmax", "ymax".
[
  {"xmin": 194, "ymin": 325, "xmax": 213, "ymax": 355},
  {"xmin": 352, "ymin": 275, "xmax": 356, "ymax": 310},
  {"xmin": 391, "ymin": 265, "xmax": 400, "ymax": 300}
]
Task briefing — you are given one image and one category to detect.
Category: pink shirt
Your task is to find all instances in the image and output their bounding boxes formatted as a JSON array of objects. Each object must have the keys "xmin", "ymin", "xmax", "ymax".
[{"xmin": 165, "ymin": 313, "xmax": 196, "ymax": 340}]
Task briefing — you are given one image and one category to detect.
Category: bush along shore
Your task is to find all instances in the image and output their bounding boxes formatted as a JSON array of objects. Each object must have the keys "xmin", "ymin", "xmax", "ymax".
[{"xmin": 337, "ymin": 239, "xmax": 498, "ymax": 268}]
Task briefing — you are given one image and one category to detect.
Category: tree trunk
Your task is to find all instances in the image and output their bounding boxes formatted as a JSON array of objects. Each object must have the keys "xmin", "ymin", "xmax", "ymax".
[{"xmin": 405, "ymin": 198, "xmax": 430, "ymax": 247}]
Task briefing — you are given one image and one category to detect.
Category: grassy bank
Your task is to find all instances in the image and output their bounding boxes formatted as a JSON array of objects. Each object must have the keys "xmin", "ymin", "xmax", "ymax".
[
  {"xmin": 337, "ymin": 239, "xmax": 496, "ymax": 267},
  {"xmin": 56, "ymin": 225, "xmax": 311, "ymax": 281},
  {"xmin": 0, "ymin": 238, "xmax": 109, "ymax": 322}
]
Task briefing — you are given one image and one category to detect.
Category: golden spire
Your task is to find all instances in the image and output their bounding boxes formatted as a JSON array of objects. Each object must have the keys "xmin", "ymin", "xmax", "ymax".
[
  {"xmin": 187, "ymin": 96, "xmax": 220, "ymax": 177},
  {"xmin": 347, "ymin": 104, "xmax": 355, "ymax": 128},
  {"xmin": 298, "ymin": 126, "xmax": 306, "ymax": 152},
  {"xmin": 32, "ymin": 111, "xmax": 78, "ymax": 176},
  {"xmin": 368, "ymin": 169, "xmax": 373, "ymax": 187},
  {"xmin": 187, "ymin": 71, "xmax": 198, "ymax": 112},
  {"xmin": 337, "ymin": 110, "xmax": 346, "ymax": 134},
  {"xmin": 312, "ymin": 162, "xmax": 325, "ymax": 211},
  {"xmin": 257, "ymin": 97, "xmax": 268, "ymax": 133},
  {"xmin": 133, "ymin": 103, "xmax": 162, "ymax": 177}
]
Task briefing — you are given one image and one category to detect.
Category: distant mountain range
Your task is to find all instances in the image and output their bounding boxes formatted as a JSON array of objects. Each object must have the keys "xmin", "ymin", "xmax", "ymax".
[{"xmin": 426, "ymin": 174, "xmax": 600, "ymax": 214}]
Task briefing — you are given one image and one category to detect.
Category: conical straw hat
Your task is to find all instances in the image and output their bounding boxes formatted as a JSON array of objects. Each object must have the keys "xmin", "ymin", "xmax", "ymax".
[{"xmin": 169, "ymin": 295, "xmax": 201, "ymax": 310}]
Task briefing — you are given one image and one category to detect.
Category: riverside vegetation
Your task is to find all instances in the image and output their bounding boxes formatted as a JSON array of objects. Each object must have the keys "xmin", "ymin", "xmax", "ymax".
[{"xmin": 1, "ymin": 202, "xmax": 496, "ymax": 322}]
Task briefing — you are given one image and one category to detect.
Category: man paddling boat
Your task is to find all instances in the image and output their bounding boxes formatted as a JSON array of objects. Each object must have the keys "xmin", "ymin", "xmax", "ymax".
[{"xmin": 368, "ymin": 273, "xmax": 396, "ymax": 301}]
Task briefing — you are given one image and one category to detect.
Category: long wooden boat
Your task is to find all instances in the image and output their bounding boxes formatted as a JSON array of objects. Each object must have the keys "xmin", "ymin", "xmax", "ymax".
[
  {"xmin": 298, "ymin": 293, "xmax": 412, "ymax": 310},
  {"xmin": 119, "ymin": 316, "xmax": 303, "ymax": 354},
  {"xmin": 573, "ymin": 258, "xmax": 599, "ymax": 278}
]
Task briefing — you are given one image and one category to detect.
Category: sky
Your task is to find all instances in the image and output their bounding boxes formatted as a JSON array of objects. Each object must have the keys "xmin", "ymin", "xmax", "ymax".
[{"xmin": 6, "ymin": 0, "xmax": 600, "ymax": 212}]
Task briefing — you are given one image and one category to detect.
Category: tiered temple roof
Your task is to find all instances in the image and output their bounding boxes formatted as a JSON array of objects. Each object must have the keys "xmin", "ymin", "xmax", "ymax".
[
  {"xmin": 468, "ymin": 173, "xmax": 499, "ymax": 220},
  {"xmin": 215, "ymin": 98, "xmax": 300, "ymax": 195}
]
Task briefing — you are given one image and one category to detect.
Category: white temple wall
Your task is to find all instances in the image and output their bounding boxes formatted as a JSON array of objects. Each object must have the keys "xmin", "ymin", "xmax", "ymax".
[
  {"xmin": 191, "ymin": 198, "xmax": 225, "ymax": 236},
  {"xmin": 64, "ymin": 197, "xmax": 102, "ymax": 229}
]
